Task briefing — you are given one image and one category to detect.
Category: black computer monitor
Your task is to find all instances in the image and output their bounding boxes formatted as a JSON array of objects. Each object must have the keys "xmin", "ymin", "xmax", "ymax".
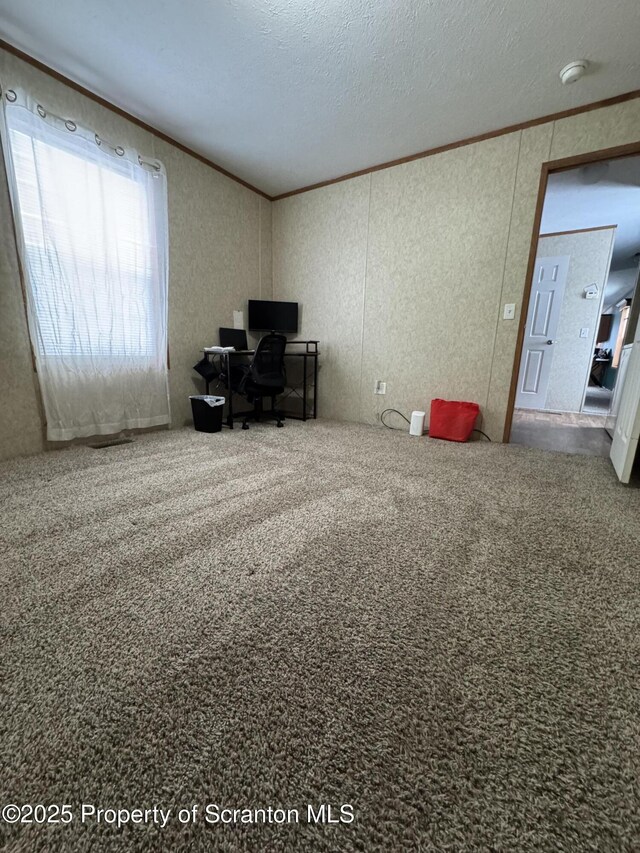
[
  {"xmin": 219, "ymin": 327, "xmax": 248, "ymax": 349},
  {"xmin": 248, "ymin": 300, "xmax": 298, "ymax": 333}
]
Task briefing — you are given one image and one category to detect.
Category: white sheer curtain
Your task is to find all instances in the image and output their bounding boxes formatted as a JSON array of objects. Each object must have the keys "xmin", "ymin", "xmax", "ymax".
[{"xmin": 0, "ymin": 87, "xmax": 170, "ymax": 441}]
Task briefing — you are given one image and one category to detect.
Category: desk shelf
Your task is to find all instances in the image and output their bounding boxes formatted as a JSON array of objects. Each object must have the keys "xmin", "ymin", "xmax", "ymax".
[{"xmin": 279, "ymin": 342, "xmax": 319, "ymax": 421}]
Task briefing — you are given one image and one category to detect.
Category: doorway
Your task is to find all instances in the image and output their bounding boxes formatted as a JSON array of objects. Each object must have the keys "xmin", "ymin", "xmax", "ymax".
[{"xmin": 506, "ymin": 148, "xmax": 640, "ymax": 458}]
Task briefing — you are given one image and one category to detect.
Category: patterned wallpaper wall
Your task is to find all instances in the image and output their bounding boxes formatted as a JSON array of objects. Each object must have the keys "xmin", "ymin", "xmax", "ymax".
[
  {"xmin": 0, "ymin": 49, "xmax": 271, "ymax": 460},
  {"xmin": 273, "ymin": 98, "xmax": 640, "ymax": 440}
]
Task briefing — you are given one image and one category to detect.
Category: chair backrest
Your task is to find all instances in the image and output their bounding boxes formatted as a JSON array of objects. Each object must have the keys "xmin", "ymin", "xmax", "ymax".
[{"xmin": 250, "ymin": 333, "xmax": 287, "ymax": 387}]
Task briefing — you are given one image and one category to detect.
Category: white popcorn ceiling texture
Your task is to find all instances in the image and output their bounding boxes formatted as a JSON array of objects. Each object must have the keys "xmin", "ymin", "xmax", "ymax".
[{"xmin": 1, "ymin": 0, "xmax": 639, "ymax": 196}]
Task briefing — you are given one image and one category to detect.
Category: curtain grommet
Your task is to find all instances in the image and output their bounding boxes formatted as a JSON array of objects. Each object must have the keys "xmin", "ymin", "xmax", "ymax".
[
  {"xmin": 95, "ymin": 134, "xmax": 102, "ymax": 146},
  {"xmin": 37, "ymin": 104, "xmax": 46, "ymax": 118},
  {"xmin": 115, "ymin": 146, "xmax": 125, "ymax": 157},
  {"xmin": 6, "ymin": 90, "xmax": 17, "ymax": 102},
  {"xmin": 65, "ymin": 120, "xmax": 77, "ymax": 132}
]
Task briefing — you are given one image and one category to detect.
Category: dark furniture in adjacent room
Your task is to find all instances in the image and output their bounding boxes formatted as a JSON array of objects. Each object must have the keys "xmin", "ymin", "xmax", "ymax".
[
  {"xmin": 596, "ymin": 313, "xmax": 613, "ymax": 346},
  {"xmin": 590, "ymin": 351, "xmax": 612, "ymax": 387}
]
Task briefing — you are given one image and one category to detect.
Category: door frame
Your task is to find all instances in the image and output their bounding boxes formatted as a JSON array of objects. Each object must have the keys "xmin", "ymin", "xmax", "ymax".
[
  {"xmin": 578, "ymin": 233, "xmax": 615, "ymax": 415},
  {"xmin": 503, "ymin": 140, "xmax": 640, "ymax": 443}
]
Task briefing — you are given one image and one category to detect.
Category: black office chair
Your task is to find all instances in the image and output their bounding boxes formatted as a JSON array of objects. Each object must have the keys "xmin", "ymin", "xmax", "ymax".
[{"xmin": 228, "ymin": 333, "xmax": 287, "ymax": 429}]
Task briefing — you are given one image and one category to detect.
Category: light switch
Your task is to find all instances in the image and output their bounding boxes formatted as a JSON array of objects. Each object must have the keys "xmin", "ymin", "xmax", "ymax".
[
  {"xmin": 580, "ymin": 327, "xmax": 589, "ymax": 338},
  {"xmin": 503, "ymin": 303, "xmax": 516, "ymax": 320}
]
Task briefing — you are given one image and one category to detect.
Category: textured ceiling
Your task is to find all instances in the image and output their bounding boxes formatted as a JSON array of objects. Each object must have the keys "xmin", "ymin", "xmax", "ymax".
[
  {"xmin": 542, "ymin": 157, "xmax": 640, "ymax": 271},
  {"xmin": 1, "ymin": 0, "xmax": 639, "ymax": 196}
]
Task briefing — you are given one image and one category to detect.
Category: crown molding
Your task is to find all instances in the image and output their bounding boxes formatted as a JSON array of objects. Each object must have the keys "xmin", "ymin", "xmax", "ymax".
[{"xmin": 272, "ymin": 89, "xmax": 640, "ymax": 201}]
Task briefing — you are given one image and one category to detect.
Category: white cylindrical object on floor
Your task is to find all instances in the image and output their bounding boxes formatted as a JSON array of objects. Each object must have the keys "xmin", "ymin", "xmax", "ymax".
[{"xmin": 410, "ymin": 410, "xmax": 425, "ymax": 436}]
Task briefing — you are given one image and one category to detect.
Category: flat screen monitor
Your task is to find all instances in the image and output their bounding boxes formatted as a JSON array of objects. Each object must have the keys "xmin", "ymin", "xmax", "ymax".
[{"xmin": 248, "ymin": 300, "xmax": 298, "ymax": 333}]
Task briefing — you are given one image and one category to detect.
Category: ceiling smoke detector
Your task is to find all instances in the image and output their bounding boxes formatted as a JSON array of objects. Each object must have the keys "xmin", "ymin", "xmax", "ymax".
[{"xmin": 559, "ymin": 60, "xmax": 588, "ymax": 85}]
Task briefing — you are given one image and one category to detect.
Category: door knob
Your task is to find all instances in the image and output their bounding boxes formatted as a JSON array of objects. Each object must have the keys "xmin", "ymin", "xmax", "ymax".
[{"xmin": 546, "ymin": 339, "xmax": 557, "ymax": 345}]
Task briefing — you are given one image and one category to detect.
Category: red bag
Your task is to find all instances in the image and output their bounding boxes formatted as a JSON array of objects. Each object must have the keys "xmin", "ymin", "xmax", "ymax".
[{"xmin": 429, "ymin": 399, "xmax": 480, "ymax": 442}]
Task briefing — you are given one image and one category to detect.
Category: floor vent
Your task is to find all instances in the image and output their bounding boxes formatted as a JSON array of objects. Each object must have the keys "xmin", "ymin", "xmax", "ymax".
[{"xmin": 88, "ymin": 438, "xmax": 134, "ymax": 449}]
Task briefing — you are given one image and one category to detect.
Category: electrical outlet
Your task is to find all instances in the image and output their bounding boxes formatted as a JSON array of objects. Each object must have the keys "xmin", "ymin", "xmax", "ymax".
[
  {"xmin": 374, "ymin": 380, "xmax": 386, "ymax": 395},
  {"xmin": 503, "ymin": 303, "xmax": 516, "ymax": 320},
  {"xmin": 580, "ymin": 327, "xmax": 590, "ymax": 338}
]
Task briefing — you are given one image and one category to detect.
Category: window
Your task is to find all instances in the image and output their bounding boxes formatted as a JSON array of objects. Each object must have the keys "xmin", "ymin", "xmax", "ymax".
[
  {"xmin": 9, "ymin": 126, "xmax": 159, "ymax": 358},
  {"xmin": 1, "ymin": 91, "xmax": 170, "ymax": 440}
]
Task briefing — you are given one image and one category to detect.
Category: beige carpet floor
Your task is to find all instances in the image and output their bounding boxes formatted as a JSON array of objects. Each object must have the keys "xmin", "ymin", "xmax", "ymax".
[{"xmin": 1, "ymin": 421, "xmax": 639, "ymax": 852}]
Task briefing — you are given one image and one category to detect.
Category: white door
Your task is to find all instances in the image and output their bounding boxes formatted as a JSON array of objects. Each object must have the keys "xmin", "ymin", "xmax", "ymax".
[
  {"xmin": 516, "ymin": 256, "xmax": 570, "ymax": 409},
  {"xmin": 610, "ymin": 331, "xmax": 640, "ymax": 484}
]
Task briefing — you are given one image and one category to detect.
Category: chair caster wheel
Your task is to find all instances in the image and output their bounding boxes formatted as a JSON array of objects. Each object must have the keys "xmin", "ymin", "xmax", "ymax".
[
  {"xmin": 276, "ymin": 421, "xmax": 284, "ymax": 428},
  {"xmin": 242, "ymin": 421, "xmax": 249, "ymax": 430}
]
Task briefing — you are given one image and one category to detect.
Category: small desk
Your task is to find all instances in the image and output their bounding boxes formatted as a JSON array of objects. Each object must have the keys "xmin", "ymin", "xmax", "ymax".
[{"xmin": 201, "ymin": 340, "xmax": 319, "ymax": 428}]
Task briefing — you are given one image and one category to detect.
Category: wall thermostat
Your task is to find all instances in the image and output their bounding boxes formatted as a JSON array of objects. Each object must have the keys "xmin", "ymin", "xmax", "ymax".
[{"xmin": 583, "ymin": 284, "xmax": 599, "ymax": 300}]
